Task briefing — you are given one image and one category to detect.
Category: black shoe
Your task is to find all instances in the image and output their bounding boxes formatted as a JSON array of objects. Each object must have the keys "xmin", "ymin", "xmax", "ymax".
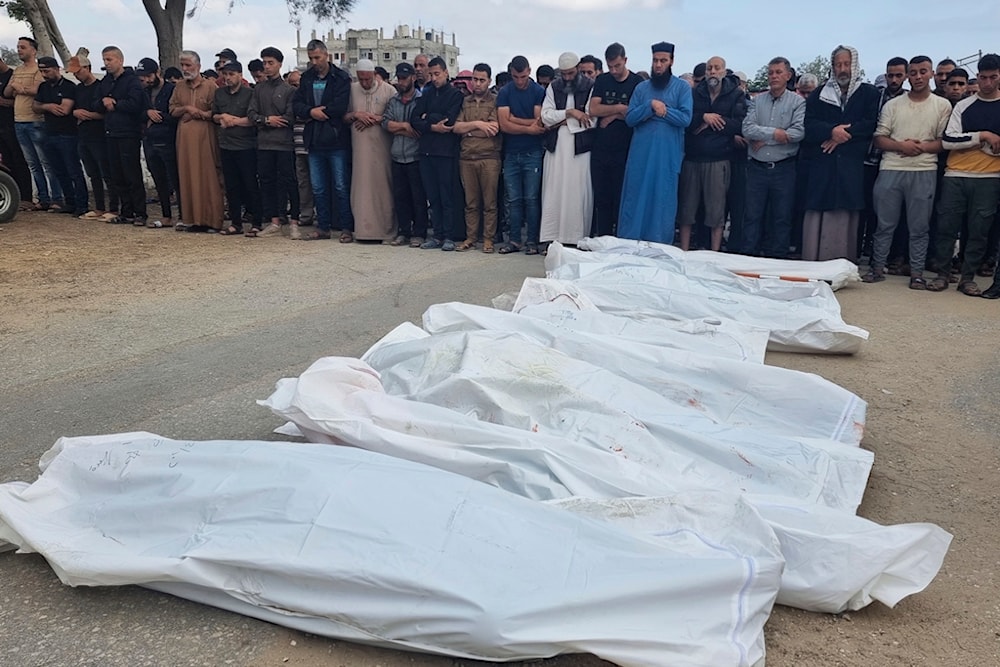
[{"xmin": 981, "ymin": 281, "xmax": 1000, "ymax": 299}]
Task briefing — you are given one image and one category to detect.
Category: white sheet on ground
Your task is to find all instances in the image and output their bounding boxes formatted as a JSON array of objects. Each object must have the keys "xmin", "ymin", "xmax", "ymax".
[
  {"xmin": 260, "ymin": 354, "xmax": 951, "ymax": 613},
  {"xmin": 577, "ymin": 235, "xmax": 861, "ymax": 290},
  {"xmin": 422, "ymin": 302, "xmax": 866, "ymax": 445},
  {"xmin": 0, "ymin": 432, "xmax": 783, "ymax": 667},
  {"xmin": 526, "ymin": 244, "xmax": 869, "ymax": 354}
]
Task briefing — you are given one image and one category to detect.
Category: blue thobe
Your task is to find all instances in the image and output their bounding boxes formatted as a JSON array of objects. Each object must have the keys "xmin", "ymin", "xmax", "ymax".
[{"xmin": 618, "ymin": 77, "xmax": 693, "ymax": 243}]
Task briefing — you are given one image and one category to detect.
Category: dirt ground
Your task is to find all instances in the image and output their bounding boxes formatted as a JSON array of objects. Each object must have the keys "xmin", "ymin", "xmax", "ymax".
[{"xmin": 1, "ymin": 211, "xmax": 998, "ymax": 667}]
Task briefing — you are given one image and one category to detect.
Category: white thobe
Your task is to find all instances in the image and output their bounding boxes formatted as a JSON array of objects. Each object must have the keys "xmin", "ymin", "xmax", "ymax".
[{"xmin": 540, "ymin": 86, "xmax": 593, "ymax": 244}]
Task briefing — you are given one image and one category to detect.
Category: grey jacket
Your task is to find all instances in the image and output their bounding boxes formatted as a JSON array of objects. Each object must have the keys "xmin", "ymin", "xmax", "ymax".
[
  {"xmin": 248, "ymin": 75, "xmax": 294, "ymax": 151},
  {"xmin": 382, "ymin": 90, "xmax": 422, "ymax": 164}
]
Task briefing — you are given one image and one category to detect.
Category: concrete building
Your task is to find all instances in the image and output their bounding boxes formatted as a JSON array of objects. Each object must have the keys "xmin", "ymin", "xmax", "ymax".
[{"xmin": 294, "ymin": 25, "xmax": 460, "ymax": 76}]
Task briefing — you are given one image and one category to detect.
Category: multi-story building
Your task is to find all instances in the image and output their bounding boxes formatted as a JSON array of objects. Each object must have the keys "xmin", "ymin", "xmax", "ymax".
[{"xmin": 294, "ymin": 25, "xmax": 461, "ymax": 76}]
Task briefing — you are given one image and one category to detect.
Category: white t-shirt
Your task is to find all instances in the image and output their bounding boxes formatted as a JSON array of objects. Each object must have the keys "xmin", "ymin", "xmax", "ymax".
[{"xmin": 875, "ymin": 93, "xmax": 952, "ymax": 171}]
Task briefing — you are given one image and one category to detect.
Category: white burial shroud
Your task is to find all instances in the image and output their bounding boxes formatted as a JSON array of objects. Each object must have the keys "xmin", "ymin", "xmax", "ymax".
[
  {"xmin": 533, "ymin": 242, "xmax": 869, "ymax": 354},
  {"xmin": 0, "ymin": 432, "xmax": 783, "ymax": 667}
]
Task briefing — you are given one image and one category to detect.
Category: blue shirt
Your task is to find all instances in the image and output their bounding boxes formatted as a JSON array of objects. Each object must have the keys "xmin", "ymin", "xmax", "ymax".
[{"xmin": 497, "ymin": 80, "xmax": 545, "ymax": 153}]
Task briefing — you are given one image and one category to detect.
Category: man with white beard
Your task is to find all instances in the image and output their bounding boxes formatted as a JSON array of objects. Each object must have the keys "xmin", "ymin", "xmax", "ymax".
[{"xmin": 539, "ymin": 51, "xmax": 596, "ymax": 252}]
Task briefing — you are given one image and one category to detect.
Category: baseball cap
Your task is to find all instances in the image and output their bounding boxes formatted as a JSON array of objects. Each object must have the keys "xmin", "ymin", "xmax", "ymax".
[
  {"xmin": 135, "ymin": 57, "xmax": 159, "ymax": 74},
  {"xmin": 216, "ymin": 48, "xmax": 237, "ymax": 61},
  {"xmin": 67, "ymin": 54, "xmax": 91, "ymax": 73},
  {"xmin": 37, "ymin": 56, "xmax": 59, "ymax": 69},
  {"xmin": 221, "ymin": 61, "xmax": 242, "ymax": 74},
  {"xmin": 395, "ymin": 62, "xmax": 415, "ymax": 78}
]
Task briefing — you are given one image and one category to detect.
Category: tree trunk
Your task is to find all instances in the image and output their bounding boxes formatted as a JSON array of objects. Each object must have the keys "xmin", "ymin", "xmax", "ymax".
[
  {"xmin": 141, "ymin": 0, "xmax": 185, "ymax": 70},
  {"xmin": 36, "ymin": 0, "xmax": 70, "ymax": 63}
]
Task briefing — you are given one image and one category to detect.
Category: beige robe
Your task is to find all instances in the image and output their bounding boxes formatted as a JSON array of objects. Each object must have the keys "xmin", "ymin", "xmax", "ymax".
[
  {"xmin": 349, "ymin": 80, "xmax": 395, "ymax": 241},
  {"xmin": 170, "ymin": 76, "xmax": 225, "ymax": 229}
]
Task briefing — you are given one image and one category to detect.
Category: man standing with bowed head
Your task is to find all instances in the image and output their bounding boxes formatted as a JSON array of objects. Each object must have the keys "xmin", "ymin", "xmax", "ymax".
[{"xmin": 617, "ymin": 41, "xmax": 693, "ymax": 243}]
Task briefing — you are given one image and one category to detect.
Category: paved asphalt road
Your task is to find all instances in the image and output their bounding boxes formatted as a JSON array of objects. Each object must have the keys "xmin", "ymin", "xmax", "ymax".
[{"xmin": 1, "ymin": 244, "xmax": 554, "ymax": 667}]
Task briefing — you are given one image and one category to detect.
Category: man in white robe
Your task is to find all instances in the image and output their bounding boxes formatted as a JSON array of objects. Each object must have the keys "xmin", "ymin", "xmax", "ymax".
[{"xmin": 539, "ymin": 52, "xmax": 596, "ymax": 252}]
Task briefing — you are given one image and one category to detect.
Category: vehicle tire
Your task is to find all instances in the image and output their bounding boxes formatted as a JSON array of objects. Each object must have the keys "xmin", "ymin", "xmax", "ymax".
[{"xmin": 0, "ymin": 169, "xmax": 20, "ymax": 223}]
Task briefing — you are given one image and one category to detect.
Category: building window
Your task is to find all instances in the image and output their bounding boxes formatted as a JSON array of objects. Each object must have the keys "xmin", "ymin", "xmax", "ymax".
[
  {"xmin": 383, "ymin": 52, "xmax": 391, "ymax": 60},
  {"xmin": 401, "ymin": 51, "xmax": 407, "ymax": 61},
  {"xmin": 450, "ymin": 58, "xmax": 456, "ymax": 66}
]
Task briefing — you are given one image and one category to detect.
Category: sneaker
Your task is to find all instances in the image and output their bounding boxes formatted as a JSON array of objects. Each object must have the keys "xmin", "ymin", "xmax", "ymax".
[
  {"xmin": 441, "ymin": 239, "xmax": 456, "ymax": 251},
  {"xmin": 420, "ymin": 238, "xmax": 443, "ymax": 249},
  {"xmin": 289, "ymin": 224, "xmax": 302, "ymax": 240},
  {"xmin": 257, "ymin": 223, "xmax": 282, "ymax": 238}
]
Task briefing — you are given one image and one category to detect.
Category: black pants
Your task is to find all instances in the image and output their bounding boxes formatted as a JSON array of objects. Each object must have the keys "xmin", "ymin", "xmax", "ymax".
[
  {"xmin": 143, "ymin": 137, "xmax": 179, "ymax": 219},
  {"xmin": 420, "ymin": 155, "xmax": 458, "ymax": 241},
  {"xmin": 591, "ymin": 148, "xmax": 628, "ymax": 237},
  {"xmin": 79, "ymin": 137, "xmax": 117, "ymax": 213},
  {"xmin": 0, "ymin": 123, "xmax": 32, "ymax": 201},
  {"xmin": 106, "ymin": 135, "xmax": 146, "ymax": 219},
  {"xmin": 221, "ymin": 148, "xmax": 261, "ymax": 226},
  {"xmin": 258, "ymin": 149, "xmax": 298, "ymax": 221},
  {"xmin": 391, "ymin": 160, "xmax": 428, "ymax": 239}
]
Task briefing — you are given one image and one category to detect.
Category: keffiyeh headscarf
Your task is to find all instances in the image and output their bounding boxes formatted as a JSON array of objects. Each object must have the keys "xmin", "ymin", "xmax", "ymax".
[{"xmin": 819, "ymin": 45, "xmax": 862, "ymax": 108}]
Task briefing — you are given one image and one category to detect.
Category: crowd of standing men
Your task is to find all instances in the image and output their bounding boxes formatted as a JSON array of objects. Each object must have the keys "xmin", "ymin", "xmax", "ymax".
[{"xmin": 1, "ymin": 34, "xmax": 999, "ymax": 297}]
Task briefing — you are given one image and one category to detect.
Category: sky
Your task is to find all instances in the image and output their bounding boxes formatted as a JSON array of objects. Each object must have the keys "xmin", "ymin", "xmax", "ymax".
[{"xmin": 0, "ymin": 0, "xmax": 995, "ymax": 80}]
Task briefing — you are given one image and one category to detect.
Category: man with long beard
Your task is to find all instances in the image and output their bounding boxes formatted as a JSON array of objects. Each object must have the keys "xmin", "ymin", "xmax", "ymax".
[
  {"xmin": 539, "ymin": 52, "xmax": 596, "ymax": 250},
  {"xmin": 617, "ymin": 42, "xmax": 693, "ymax": 243}
]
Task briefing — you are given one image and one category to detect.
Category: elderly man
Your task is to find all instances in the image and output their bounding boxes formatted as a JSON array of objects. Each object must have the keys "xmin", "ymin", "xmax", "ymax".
[
  {"xmin": 452, "ymin": 62, "xmax": 502, "ymax": 252},
  {"xmin": 539, "ymin": 52, "xmax": 596, "ymax": 251},
  {"xmin": 588, "ymin": 42, "xmax": 643, "ymax": 237},
  {"xmin": 860, "ymin": 56, "xmax": 951, "ymax": 289},
  {"xmin": 617, "ymin": 41, "xmax": 693, "ymax": 243},
  {"xmin": 800, "ymin": 45, "xmax": 879, "ymax": 261},
  {"xmin": 293, "ymin": 39, "xmax": 353, "ymax": 242},
  {"xmin": 32, "ymin": 56, "xmax": 89, "ymax": 217},
  {"xmin": 413, "ymin": 53, "xmax": 430, "ymax": 91},
  {"xmin": 347, "ymin": 59, "xmax": 395, "ymax": 242},
  {"xmin": 677, "ymin": 55, "xmax": 746, "ymax": 251},
  {"xmin": 928, "ymin": 53, "xmax": 1000, "ymax": 296},
  {"xmin": 94, "ymin": 46, "xmax": 147, "ymax": 224},
  {"xmin": 796, "ymin": 74, "xmax": 818, "ymax": 98},
  {"xmin": 170, "ymin": 50, "xmax": 224, "ymax": 231},
  {"xmin": 740, "ymin": 57, "xmax": 806, "ymax": 257}
]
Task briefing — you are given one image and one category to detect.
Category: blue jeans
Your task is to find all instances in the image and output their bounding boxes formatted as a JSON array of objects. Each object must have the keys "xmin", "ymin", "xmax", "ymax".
[
  {"xmin": 42, "ymin": 133, "xmax": 88, "ymax": 214},
  {"xmin": 309, "ymin": 148, "xmax": 353, "ymax": 233},
  {"xmin": 15, "ymin": 121, "xmax": 63, "ymax": 205},
  {"xmin": 503, "ymin": 150, "xmax": 543, "ymax": 246},
  {"xmin": 741, "ymin": 158, "xmax": 797, "ymax": 258}
]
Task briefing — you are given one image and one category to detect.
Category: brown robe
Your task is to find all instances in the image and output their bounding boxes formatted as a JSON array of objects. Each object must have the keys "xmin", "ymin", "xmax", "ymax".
[
  {"xmin": 169, "ymin": 76, "xmax": 225, "ymax": 229},
  {"xmin": 349, "ymin": 79, "xmax": 395, "ymax": 241}
]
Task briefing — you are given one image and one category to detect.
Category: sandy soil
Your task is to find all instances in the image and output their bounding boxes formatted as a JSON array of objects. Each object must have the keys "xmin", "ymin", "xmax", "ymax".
[{"xmin": 1, "ymin": 211, "xmax": 998, "ymax": 667}]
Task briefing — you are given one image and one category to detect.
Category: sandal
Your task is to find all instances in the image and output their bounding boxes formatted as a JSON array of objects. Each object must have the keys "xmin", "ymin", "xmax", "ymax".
[
  {"xmin": 483, "ymin": 240, "xmax": 494, "ymax": 254},
  {"xmin": 977, "ymin": 263, "xmax": 995, "ymax": 277},
  {"xmin": 525, "ymin": 244, "xmax": 539, "ymax": 256},
  {"xmin": 244, "ymin": 226, "xmax": 262, "ymax": 237},
  {"xmin": 456, "ymin": 240, "xmax": 476, "ymax": 252},
  {"xmin": 926, "ymin": 276, "xmax": 949, "ymax": 292},
  {"xmin": 908, "ymin": 276, "xmax": 927, "ymax": 290},
  {"xmin": 498, "ymin": 243, "xmax": 522, "ymax": 255},
  {"xmin": 220, "ymin": 225, "xmax": 241, "ymax": 236},
  {"xmin": 861, "ymin": 269, "xmax": 885, "ymax": 283},
  {"xmin": 340, "ymin": 231, "xmax": 354, "ymax": 243},
  {"xmin": 957, "ymin": 280, "xmax": 982, "ymax": 297},
  {"xmin": 304, "ymin": 230, "xmax": 331, "ymax": 241}
]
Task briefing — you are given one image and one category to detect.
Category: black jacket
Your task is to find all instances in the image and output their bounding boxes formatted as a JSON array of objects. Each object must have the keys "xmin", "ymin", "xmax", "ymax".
[
  {"xmin": 411, "ymin": 82, "xmax": 464, "ymax": 158},
  {"xmin": 685, "ymin": 75, "xmax": 747, "ymax": 162},
  {"xmin": 144, "ymin": 80, "xmax": 177, "ymax": 144},
  {"xmin": 293, "ymin": 64, "xmax": 352, "ymax": 151},
  {"xmin": 91, "ymin": 67, "xmax": 147, "ymax": 138}
]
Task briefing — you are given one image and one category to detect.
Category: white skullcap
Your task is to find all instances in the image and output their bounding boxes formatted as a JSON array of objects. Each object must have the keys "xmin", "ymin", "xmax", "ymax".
[
  {"xmin": 355, "ymin": 59, "xmax": 375, "ymax": 72},
  {"xmin": 557, "ymin": 52, "xmax": 579, "ymax": 70}
]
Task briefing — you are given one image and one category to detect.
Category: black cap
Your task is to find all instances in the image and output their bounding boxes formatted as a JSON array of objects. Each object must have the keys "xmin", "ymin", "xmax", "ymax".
[
  {"xmin": 135, "ymin": 57, "xmax": 159, "ymax": 74},
  {"xmin": 37, "ymin": 56, "xmax": 59, "ymax": 69},
  {"xmin": 216, "ymin": 48, "xmax": 237, "ymax": 61},
  {"xmin": 221, "ymin": 60, "xmax": 242, "ymax": 74},
  {"xmin": 247, "ymin": 58, "xmax": 264, "ymax": 73},
  {"xmin": 395, "ymin": 62, "xmax": 415, "ymax": 78}
]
